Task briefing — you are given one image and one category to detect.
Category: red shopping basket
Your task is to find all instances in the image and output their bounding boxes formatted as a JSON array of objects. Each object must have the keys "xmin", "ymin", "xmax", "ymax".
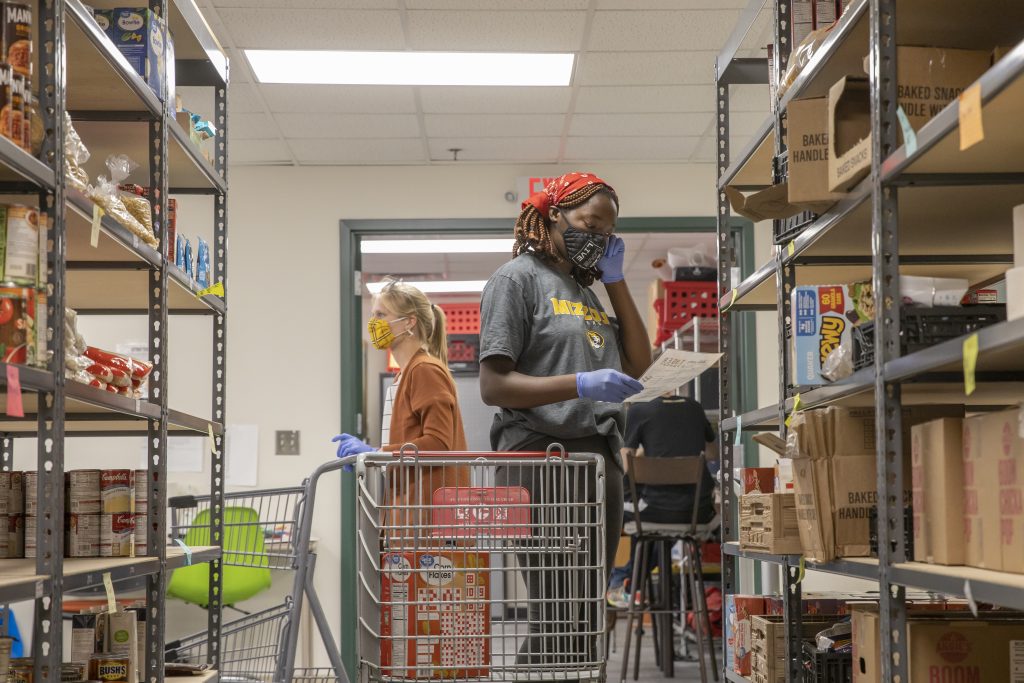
[{"xmin": 653, "ymin": 281, "xmax": 719, "ymax": 346}]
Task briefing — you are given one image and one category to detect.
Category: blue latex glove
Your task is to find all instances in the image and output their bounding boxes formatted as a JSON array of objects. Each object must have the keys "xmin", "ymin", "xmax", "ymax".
[
  {"xmin": 598, "ymin": 235, "xmax": 626, "ymax": 284},
  {"xmin": 576, "ymin": 369, "xmax": 643, "ymax": 402},
  {"xmin": 332, "ymin": 434, "xmax": 373, "ymax": 471}
]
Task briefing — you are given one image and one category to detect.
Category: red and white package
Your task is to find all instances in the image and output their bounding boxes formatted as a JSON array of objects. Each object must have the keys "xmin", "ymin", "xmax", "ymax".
[
  {"xmin": 87, "ymin": 378, "xmax": 107, "ymax": 390},
  {"xmin": 106, "ymin": 365, "xmax": 131, "ymax": 388},
  {"xmin": 84, "ymin": 346, "xmax": 152, "ymax": 379},
  {"xmin": 85, "ymin": 363, "xmax": 114, "ymax": 384}
]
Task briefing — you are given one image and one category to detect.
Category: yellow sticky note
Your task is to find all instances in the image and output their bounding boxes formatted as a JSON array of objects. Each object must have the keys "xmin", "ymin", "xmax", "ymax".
[
  {"xmin": 787, "ymin": 241, "xmax": 795, "ymax": 257},
  {"xmin": 208, "ymin": 423, "xmax": 220, "ymax": 455},
  {"xmin": 90, "ymin": 205, "xmax": 104, "ymax": 248},
  {"xmin": 785, "ymin": 393, "xmax": 802, "ymax": 428},
  {"xmin": 102, "ymin": 572, "xmax": 116, "ymax": 613},
  {"xmin": 797, "ymin": 556, "xmax": 806, "ymax": 583},
  {"xmin": 196, "ymin": 281, "xmax": 225, "ymax": 299},
  {"xmin": 963, "ymin": 333, "xmax": 978, "ymax": 396},
  {"xmin": 959, "ymin": 83, "xmax": 984, "ymax": 151}
]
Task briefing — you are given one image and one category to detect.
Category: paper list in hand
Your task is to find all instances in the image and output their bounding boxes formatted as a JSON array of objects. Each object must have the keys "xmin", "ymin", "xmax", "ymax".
[{"xmin": 624, "ymin": 349, "xmax": 723, "ymax": 403}]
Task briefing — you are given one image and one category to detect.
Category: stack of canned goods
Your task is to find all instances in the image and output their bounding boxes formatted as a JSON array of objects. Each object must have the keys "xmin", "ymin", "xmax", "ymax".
[
  {"xmin": 0, "ymin": 3, "xmax": 33, "ymax": 154},
  {"xmin": 3, "ymin": 468, "xmax": 147, "ymax": 558},
  {"xmin": 0, "ymin": 204, "xmax": 47, "ymax": 368}
]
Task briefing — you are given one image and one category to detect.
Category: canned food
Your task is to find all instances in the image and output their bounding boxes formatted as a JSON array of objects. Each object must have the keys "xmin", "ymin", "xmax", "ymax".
[
  {"xmin": 100, "ymin": 470, "xmax": 134, "ymax": 514},
  {"xmin": 2, "ymin": 205, "xmax": 40, "ymax": 286},
  {"xmin": 88, "ymin": 654, "xmax": 130, "ymax": 683},
  {"xmin": 23, "ymin": 470, "xmax": 35, "ymax": 515},
  {"xmin": 8, "ymin": 75, "xmax": 23, "ymax": 154},
  {"xmin": 133, "ymin": 512, "xmax": 147, "ymax": 554},
  {"xmin": 4, "ymin": 4, "xmax": 32, "ymax": 78},
  {"xmin": 0, "ymin": 64, "xmax": 11, "ymax": 142},
  {"xmin": 66, "ymin": 469, "xmax": 101, "ymax": 514},
  {"xmin": 9, "ymin": 658, "xmax": 32, "ymax": 683},
  {"xmin": 23, "ymin": 514, "xmax": 33, "ymax": 557},
  {"xmin": 0, "ymin": 636, "xmax": 12, "ymax": 680},
  {"xmin": 66, "ymin": 513, "xmax": 100, "ymax": 557},
  {"xmin": 0, "ymin": 470, "xmax": 8, "ymax": 514},
  {"xmin": 32, "ymin": 288, "xmax": 45, "ymax": 366},
  {"xmin": 0, "ymin": 283, "xmax": 32, "ymax": 364},
  {"xmin": 133, "ymin": 469, "xmax": 147, "ymax": 505},
  {"xmin": 0, "ymin": 513, "xmax": 7, "ymax": 558},
  {"xmin": 60, "ymin": 663, "xmax": 86, "ymax": 682},
  {"xmin": 8, "ymin": 470, "xmax": 22, "ymax": 513},
  {"xmin": 8, "ymin": 513, "xmax": 23, "ymax": 557},
  {"xmin": 99, "ymin": 513, "xmax": 133, "ymax": 557}
]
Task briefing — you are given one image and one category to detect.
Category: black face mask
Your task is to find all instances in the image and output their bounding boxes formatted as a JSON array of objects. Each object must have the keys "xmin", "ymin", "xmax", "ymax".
[{"xmin": 561, "ymin": 222, "xmax": 607, "ymax": 271}]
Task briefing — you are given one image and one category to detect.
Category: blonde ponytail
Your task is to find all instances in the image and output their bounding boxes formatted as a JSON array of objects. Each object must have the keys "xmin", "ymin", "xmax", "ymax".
[{"xmin": 428, "ymin": 304, "xmax": 448, "ymax": 368}]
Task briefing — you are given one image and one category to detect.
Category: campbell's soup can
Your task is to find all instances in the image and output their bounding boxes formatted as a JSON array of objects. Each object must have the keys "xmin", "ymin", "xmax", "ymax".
[
  {"xmin": 66, "ymin": 513, "xmax": 100, "ymax": 557},
  {"xmin": 8, "ymin": 470, "xmax": 23, "ymax": 514},
  {"xmin": 100, "ymin": 469, "xmax": 134, "ymax": 513},
  {"xmin": 7, "ymin": 513, "xmax": 23, "ymax": 557},
  {"xmin": 23, "ymin": 514, "xmax": 34, "ymax": 557},
  {"xmin": 0, "ymin": 471, "xmax": 8, "ymax": 514},
  {"xmin": 0, "ymin": 283, "xmax": 31, "ymax": 364},
  {"xmin": 65, "ymin": 469, "xmax": 101, "ymax": 514},
  {"xmin": 100, "ymin": 513, "xmax": 133, "ymax": 557},
  {"xmin": 23, "ymin": 470, "xmax": 35, "ymax": 515}
]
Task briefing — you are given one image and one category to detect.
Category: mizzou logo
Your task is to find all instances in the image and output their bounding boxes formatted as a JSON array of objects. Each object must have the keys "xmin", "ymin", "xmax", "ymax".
[
  {"xmin": 550, "ymin": 297, "xmax": 610, "ymax": 325},
  {"xmin": 586, "ymin": 330, "xmax": 605, "ymax": 350}
]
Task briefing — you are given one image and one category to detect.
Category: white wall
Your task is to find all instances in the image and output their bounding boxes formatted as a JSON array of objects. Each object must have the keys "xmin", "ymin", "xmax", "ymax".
[{"xmin": 14, "ymin": 161, "xmax": 726, "ymax": 664}]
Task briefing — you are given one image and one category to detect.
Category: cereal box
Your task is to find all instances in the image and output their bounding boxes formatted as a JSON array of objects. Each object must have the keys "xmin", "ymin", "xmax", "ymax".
[
  {"xmin": 791, "ymin": 284, "xmax": 861, "ymax": 386},
  {"xmin": 380, "ymin": 551, "xmax": 490, "ymax": 679}
]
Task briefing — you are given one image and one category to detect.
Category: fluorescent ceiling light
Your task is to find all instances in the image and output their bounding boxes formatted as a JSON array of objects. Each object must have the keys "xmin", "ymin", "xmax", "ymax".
[
  {"xmin": 365, "ymin": 280, "xmax": 488, "ymax": 295},
  {"xmin": 245, "ymin": 50, "xmax": 574, "ymax": 86},
  {"xmin": 362, "ymin": 239, "xmax": 513, "ymax": 254}
]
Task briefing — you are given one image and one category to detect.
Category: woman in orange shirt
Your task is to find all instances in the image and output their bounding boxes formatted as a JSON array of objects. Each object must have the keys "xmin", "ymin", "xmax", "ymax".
[{"xmin": 334, "ymin": 279, "xmax": 469, "ymax": 543}]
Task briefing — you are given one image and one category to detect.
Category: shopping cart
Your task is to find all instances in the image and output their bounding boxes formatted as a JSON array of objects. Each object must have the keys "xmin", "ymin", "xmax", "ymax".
[
  {"xmin": 165, "ymin": 462, "xmax": 350, "ymax": 683},
  {"xmin": 354, "ymin": 444, "xmax": 607, "ymax": 683}
]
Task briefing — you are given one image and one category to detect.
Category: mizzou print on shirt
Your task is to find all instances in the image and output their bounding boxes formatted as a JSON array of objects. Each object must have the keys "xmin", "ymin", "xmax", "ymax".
[{"xmin": 549, "ymin": 297, "xmax": 612, "ymax": 325}]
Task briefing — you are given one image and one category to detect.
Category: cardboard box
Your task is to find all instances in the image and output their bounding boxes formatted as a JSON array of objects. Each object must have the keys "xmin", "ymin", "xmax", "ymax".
[
  {"xmin": 1008, "ymin": 267, "xmax": 1024, "ymax": 322},
  {"xmin": 911, "ymin": 418, "xmax": 965, "ymax": 565},
  {"xmin": 963, "ymin": 412, "xmax": 1005, "ymax": 570},
  {"xmin": 786, "ymin": 97, "xmax": 846, "ymax": 208},
  {"xmin": 725, "ymin": 183, "xmax": 805, "ymax": 223},
  {"xmin": 739, "ymin": 493, "xmax": 802, "ymax": 555},
  {"xmin": 829, "ymin": 47, "xmax": 991, "ymax": 192},
  {"xmin": 109, "ymin": 9, "xmax": 169, "ymax": 101},
  {"xmin": 764, "ymin": 594, "xmax": 849, "ymax": 616},
  {"xmin": 380, "ymin": 551, "xmax": 490, "ymax": 679},
  {"xmin": 750, "ymin": 615, "xmax": 844, "ymax": 683},
  {"xmin": 852, "ymin": 606, "xmax": 1024, "ymax": 683},
  {"xmin": 791, "ymin": 283, "xmax": 870, "ymax": 386},
  {"xmin": 741, "ymin": 467, "xmax": 776, "ymax": 494},
  {"xmin": 726, "ymin": 595, "xmax": 766, "ymax": 676},
  {"xmin": 983, "ymin": 408, "xmax": 1024, "ymax": 573}
]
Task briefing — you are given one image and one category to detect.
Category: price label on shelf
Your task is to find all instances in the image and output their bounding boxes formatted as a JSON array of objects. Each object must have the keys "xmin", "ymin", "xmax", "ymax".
[
  {"xmin": 785, "ymin": 393, "xmax": 802, "ymax": 428},
  {"xmin": 102, "ymin": 572, "xmax": 116, "ymax": 613},
  {"xmin": 896, "ymin": 106, "xmax": 918, "ymax": 156},
  {"xmin": 196, "ymin": 281, "xmax": 225, "ymax": 299},
  {"xmin": 6, "ymin": 364, "xmax": 23, "ymax": 418},
  {"xmin": 208, "ymin": 423, "xmax": 220, "ymax": 456},
  {"xmin": 734, "ymin": 415, "xmax": 742, "ymax": 446},
  {"xmin": 90, "ymin": 205, "xmax": 104, "ymax": 248},
  {"xmin": 959, "ymin": 83, "xmax": 984, "ymax": 151},
  {"xmin": 786, "ymin": 241, "xmax": 795, "ymax": 258},
  {"xmin": 963, "ymin": 333, "xmax": 979, "ymax": 396}
]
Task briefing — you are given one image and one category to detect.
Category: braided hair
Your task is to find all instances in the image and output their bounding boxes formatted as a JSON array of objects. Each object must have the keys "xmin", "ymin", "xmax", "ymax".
[{"xmin": 512, "ymin": 183, "xmax": 619, "ymax": 287}]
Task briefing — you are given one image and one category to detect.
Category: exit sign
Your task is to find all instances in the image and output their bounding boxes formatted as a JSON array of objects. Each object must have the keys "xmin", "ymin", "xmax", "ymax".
[{"xmin": 516, "ymin": 175, "xmax": 559, "ymax": 204}]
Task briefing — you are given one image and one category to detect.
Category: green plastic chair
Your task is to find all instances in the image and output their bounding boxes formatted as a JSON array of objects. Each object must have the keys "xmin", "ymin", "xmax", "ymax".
[{"xmin": 167, "ymin": 507, "xmax": 273, "ymax": 607}]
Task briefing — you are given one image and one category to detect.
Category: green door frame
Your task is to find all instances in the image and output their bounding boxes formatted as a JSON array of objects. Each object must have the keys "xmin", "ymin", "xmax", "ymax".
[{"xmin": 337, "ymin": 215, "xmax": 756, "ymax": 680}]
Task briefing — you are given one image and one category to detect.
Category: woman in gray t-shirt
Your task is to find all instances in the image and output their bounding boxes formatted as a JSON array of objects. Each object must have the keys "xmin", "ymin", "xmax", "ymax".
[{"xmin": 479, "ymin": 172, "xmax": 650, "ymax": 672}]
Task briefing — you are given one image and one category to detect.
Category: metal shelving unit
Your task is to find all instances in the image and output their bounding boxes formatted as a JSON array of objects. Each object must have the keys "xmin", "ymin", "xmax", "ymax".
[
  {"xmin": 716, "ymin": 1, "xmax": 1024, "ymax": 681},
  {"xmin": 0, "ymin": 1, "xmax": 228, "ymax": 682}
]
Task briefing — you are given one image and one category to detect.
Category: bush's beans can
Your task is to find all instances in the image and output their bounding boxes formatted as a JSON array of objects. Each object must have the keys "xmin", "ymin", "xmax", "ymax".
[
  {"xmin": 66, "ymin": 513, "xmax": 100, "ymax": 557},
  {"xmin": 60, "ymin": 663, "xmax": 85, "ymax": 683},
  {"xmin": 100, "ymin": 470, "xmax": 134, "ymax": 513},
  {"xmin": 23, "ymin": 514, "xmax": 33, "ymax": 557},
  {"xmin": 7, "ymin": 513, "xmax": 22, "ymax": 557},
  {"xmin": 100, "ymin": 513, "xmax": 133, "ymax": 557},
  {"xmin": 89, "ymin": 655, "xmax": 130, "ymax": 683},
  {"xmin": 0, "ymin": 283, "xmax": 32, "ymax": 364},
  {"xmin": 65, "ymin": 470, "xmax": 101, "ymax": 514},
  {"xmin": 8, "ymin": 658, "xmax": 33, "ymax": 683},
  {"xmin": 8, "ymin": 470, "xmax": 23, "ymax": 514}
]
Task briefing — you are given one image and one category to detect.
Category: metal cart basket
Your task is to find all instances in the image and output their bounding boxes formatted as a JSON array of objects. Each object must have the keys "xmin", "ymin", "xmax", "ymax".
[
  {"xmin": 165, "ymin": 461, "xmax": 349, "ymax": 683},
  {"xmin": 355, "ymin": 445, "xmax": 607, "ymax": 683}
]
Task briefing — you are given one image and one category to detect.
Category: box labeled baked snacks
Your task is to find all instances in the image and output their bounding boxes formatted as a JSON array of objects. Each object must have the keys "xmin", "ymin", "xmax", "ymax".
[
  {"xmin": 380, "ymin": 551, "xmax": 490, "ymax": 679},
  {"xmin": 3, "ymin": 3, "xmax": 31, "ymax": 79},
  {"xmin": 786, "ymin": 96, "xmax": 846, "ymax": 208},
  {"xmin": 109, "ymin": 9, "xmax": 168, "ymax": 100},
  {"xmin": 963, "ymin": 412, "xmax": 1003, "ymax": 570},
  {"xmin": 974, "ymin": 407, "xmax": 1024, "ymax": 573},
  {"xmin": 910, "ymin": 418, "xmax": 965, "ymax": 565}
]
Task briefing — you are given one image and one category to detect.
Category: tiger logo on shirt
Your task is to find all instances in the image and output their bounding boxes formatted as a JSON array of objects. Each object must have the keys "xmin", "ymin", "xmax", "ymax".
[{"xmin": 586, "ymin": 330, "xmax": 605, "ymax": 350}]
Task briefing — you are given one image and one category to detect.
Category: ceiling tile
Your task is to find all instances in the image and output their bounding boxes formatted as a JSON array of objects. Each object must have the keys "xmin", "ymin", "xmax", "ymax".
[
  {"xmin": 289, "ymin": 138, "xmax": 426, "ymax": 164},
  {"xmin": 564, "ymin": 136, "xmax": 699, "ymax": 161},
  {"xmin": 577, "ymin": 51, "xmax": 716, "ymax": 86},
  {"xmin": 597, "ymin": 0, "xmax": 748, "ymax": 7},
  {"xmin": 226, "ymin": 83, "xmax": 263, "ymax": 114},
  {"xmin": 419, "ymin": 87, "xmax": 572, "ymax": 114},
  {"xmin": 258, "ymin": 84, "xmax": 418, "ymax": 114},
  {"xmin": 404, "ymin": 10, "xmax": 585, "ymax": 51},
  {"xmin": 574, "ymin": 85, "xmax": 714, "ymax": 113},
  {"xmin": 229, "ymin": 139, "xmax": 293, "ymax": 165},
  {"xmin": 424, "ymin": 114, "xmax": 564, "ymax": 138},
  {"xmin": 221, "ymin": 8, "xmax": 405, "ymax": 49},
  {"xmin": 406, "ymin": 0, "xmax": 587, "ymax": 8},
  {"xmin": 588, "ymin": 10, "xmax": 741, "ymax": 51},
  {"xmin": 273, "ymin": 113, "xmax": 421, "ymax": 138},
  {"xmin": 228, "ymin": 112, "xmax": 279, "ymax": 139},
  {"xmin": 427, "ymin": 138, "xmax": 560, "ymax": 163},
  {"xmin": 569, "ymin": 113, "xmax": 711, "ymax": 137}
]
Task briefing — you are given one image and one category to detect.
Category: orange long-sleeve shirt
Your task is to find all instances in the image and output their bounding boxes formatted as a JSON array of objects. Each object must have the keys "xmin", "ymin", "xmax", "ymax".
[{"xmin": 381, "ymin": 350, "xmax": 467, "ymax": 453}]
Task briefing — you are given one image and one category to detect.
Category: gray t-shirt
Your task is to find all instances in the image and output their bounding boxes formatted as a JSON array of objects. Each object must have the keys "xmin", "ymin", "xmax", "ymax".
[{"xmin": 479, "ymin": 253, "xmax": 625, "ymax": 460}]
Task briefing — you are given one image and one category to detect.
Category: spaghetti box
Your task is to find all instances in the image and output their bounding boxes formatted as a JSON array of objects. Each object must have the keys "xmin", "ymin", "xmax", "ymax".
[
  {"xmin": 108, "ymin": 9, "xmax": 172, "ymax": 101},
  {"xmin": 791, "ymin": 284, "xmax": 856, "ymax": 386},
  {"xmin": 380, "ymin": 551, "xmax": 491, "ymax": 679}
]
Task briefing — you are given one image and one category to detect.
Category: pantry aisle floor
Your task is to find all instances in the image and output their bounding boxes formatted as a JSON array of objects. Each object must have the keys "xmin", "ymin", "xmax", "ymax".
[{"xmin": 606, "ymin": 620, "xmax": 720, "ymax": 683}]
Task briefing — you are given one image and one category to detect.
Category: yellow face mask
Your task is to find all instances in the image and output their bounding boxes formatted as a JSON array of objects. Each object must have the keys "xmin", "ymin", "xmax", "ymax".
[{"xmin": 367, "ymin": 316, "xmax": 408, "ymax": 350}]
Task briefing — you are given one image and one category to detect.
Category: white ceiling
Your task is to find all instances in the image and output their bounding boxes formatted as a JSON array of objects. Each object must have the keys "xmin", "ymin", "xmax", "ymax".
[{"xmin": 195, "ymin": 0, "xmax": 773, "ymax": 166}]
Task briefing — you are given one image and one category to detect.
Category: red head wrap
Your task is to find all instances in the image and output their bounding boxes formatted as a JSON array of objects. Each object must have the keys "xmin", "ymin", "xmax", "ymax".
[{"xmin": 521, "ymin": 172, "xmax": 615, "ymax": 218}]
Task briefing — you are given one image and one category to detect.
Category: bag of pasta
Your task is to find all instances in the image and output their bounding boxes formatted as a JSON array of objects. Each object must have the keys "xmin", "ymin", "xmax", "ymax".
[{"xmin": 88, "ymin": 155, "xmax": 158, "ymax": 248}]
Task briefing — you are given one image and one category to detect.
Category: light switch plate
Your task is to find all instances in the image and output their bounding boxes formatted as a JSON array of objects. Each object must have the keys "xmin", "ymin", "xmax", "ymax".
[{"xmin": 275, "ymin": 430, "xmax": 300, "ymax": 455}]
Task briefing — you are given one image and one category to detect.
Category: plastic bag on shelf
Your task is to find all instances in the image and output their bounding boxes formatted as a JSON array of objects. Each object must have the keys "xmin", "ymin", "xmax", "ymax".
[
  {"xmin": 820, "ymin": 339, "xmax": 854, "ymax": 382},
  {"xmin": 63, "ymin": 307, "xmax": 86, "ymax": 359},
  {"xmin": 88, "ymin": 155, "xmax": 158, "ymax": 248},
  {"xmin": 64, "ymin": 112, "xmax": 90, "ymax": 192},
  {"xmin": 84, "ymin": 346, "xmax": 152, "ymax": 380},
  {"xmin": 196, "ymin": 238, "xmax": 210, "ymax": 288}
]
